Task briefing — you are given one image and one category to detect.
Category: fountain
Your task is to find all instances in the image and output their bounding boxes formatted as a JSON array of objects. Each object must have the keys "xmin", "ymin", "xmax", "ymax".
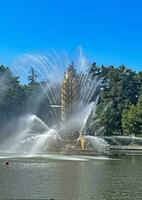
[{"xmin": 0, "ymin": 51, "xmax": 109, "ymax": 156}]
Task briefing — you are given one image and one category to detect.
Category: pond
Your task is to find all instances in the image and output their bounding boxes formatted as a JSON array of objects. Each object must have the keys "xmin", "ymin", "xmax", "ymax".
[{"xmin": 0, "ymin": 154, "xmax": 141, "ymax": 200}]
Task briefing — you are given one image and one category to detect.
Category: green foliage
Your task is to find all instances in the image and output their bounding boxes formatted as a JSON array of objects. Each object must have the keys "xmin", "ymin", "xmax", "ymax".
[
  {"xmin": 89, "ymin": 64, "xmax": 140, "ymax": 136},
  {"xmin": 0, "ymin": 65, "xmax": 22, "ymax": 126},
  {"xmin": 28, "ymin": 67, "xmax": 38, "ymax": 85},
  {"xmin": 0, "ymin": 65, "xmax": 52, "ymax": 133},
  {"xmin": 0, "ymin": 62, "xmax": 142, "ymax": 137},
  {"xmin": 122, "ymin": 96, "xmax": 142, "ymax": 136}
]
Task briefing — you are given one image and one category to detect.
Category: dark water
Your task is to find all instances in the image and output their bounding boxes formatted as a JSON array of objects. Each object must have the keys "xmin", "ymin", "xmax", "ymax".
[{"xmin": 0, "ymin": 154, "xmax": 142, "ymax": 200}]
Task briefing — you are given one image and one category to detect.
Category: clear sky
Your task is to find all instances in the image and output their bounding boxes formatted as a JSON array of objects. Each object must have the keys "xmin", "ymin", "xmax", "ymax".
[{"xmin": 0, "ymin": 0, "xmax": 142, "ymax": 71}]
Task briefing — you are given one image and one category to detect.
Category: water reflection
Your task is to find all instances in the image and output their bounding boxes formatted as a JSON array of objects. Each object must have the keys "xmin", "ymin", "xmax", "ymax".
[{"xmin": 0, "ymin": 155, "xmax": 142, "ymax": 199}]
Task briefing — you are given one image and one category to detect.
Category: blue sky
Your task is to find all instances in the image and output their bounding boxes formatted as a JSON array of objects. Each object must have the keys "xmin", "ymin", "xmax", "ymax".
[{"xmin": 0, "ymin": 0, "xmax": 142, "ymax": 71}]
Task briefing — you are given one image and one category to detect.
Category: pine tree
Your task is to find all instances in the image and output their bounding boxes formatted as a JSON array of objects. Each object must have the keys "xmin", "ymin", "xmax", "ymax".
[{"xmin": 28, "ymin": 67, "xmax": 38, "ymax": 85}]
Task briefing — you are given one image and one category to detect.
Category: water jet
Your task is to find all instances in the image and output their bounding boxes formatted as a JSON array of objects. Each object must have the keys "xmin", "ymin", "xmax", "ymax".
[{"xmin": 1, "ymin": 52, "xmax": 109, "ymax": 155}]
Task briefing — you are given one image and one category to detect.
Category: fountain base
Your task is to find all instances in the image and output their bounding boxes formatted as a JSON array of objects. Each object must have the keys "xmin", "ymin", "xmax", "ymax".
[{"xmin": 41, "ymin": 148, "xmax": 108, "ymax": 156}]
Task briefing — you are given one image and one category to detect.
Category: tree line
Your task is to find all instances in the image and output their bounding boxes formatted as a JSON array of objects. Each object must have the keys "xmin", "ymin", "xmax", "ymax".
[
  {"xmin": 89, "ymin": 63, "xmax": 142, "ymax": 136},
  {"xmin": 0, "ymin": 63, "xmax": 142, "ymax": 136}
]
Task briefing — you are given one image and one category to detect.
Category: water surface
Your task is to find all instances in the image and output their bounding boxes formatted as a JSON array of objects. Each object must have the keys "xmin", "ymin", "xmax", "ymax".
[{"xmin": 0, "ymin": 154, "xmax": 142, "ymax": 200}]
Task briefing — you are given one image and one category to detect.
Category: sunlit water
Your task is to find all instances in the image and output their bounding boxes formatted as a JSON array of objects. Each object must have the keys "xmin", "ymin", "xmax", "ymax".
[{"xmin": 0, "ymin": 154, "xmax": 142, "ymax": 200}]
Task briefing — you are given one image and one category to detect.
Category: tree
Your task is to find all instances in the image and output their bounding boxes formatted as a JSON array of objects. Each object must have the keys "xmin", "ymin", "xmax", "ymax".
[
  {"xmin": 89, "ymin": 64, "xmax": 139, "ymax": 135},
  {"xmin": 0, "ymin": 65, "xmax": 23, "ymax": 126},
  {"xmin": 28, "ymin": 67, "xmax": 38, "ymax": 85},
  {"xmin": 122, "ymin": 96, "xmax": 142, "ymax": 136}
]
